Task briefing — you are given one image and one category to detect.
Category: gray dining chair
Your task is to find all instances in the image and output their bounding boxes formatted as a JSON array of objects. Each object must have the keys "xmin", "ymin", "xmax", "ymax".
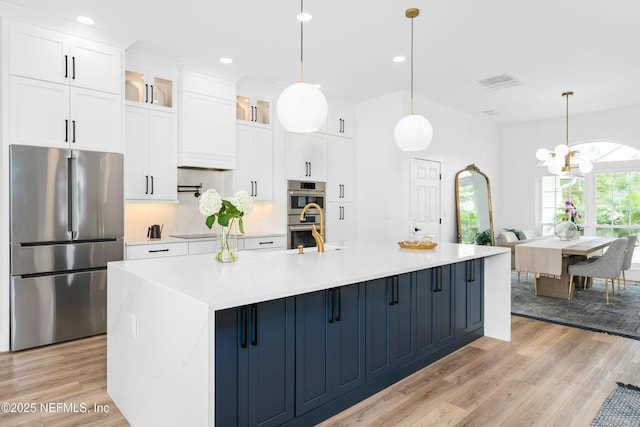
[
  {"xmin": 567, "ymin": 237, "xmax": 628, "ymax": 305},
  {"xmin": 620, "ymin": 234, "xmax": 638, "ymax": 292}
]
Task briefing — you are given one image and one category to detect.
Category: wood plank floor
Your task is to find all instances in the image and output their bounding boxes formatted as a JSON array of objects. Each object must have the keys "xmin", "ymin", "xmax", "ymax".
[{"xmin": 1, "ymin": 316, "xmax": 639, "ymax": 426}]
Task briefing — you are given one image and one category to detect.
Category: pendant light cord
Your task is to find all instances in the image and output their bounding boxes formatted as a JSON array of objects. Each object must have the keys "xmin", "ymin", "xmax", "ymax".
[
  {"xmin": 565, "ymin": 92, "xmax": 569, "ymax": 148},
  {"xmin": 299, "ymin": 0, "xmax": 304, "ymax": 82},
  {"xmin": 410, "ymin": 15, "xmax": 414, "ymax": 114}
]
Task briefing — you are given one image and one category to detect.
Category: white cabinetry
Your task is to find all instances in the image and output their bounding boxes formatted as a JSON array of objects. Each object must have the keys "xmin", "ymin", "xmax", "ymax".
[
  {"xmin": 285, "ymin": 132, "xmax": 327, "ymax": 181},
  {"xmin": 232, "ymin": 124, "xmax": 273, "ymax": 201},
  {"xmin": 326, "ymin": 136, "xmax": 354, "ymax": 202},
  {"xmin": 179, "ymin": 71, "xmax": 236, "ymax": 169},
  {"xmin": 8, "ymin": 22, "xmax": 123, "ymax": 152},
  {"xmin": 126, "ymin": 242, "xmax": 188, "ymax": 260},
  {"xmin": 325, "ymin": 102, "xmax": 354, "ymax": 138},
  {"xmin": 326, "ymin": 203, "xmax": 354, "ymax": 245},
  {"xmin": 125, "ymin": 64, "xmax": 176, "ymax": 112},
  {"xmin": 242, "ymin": 236, "xmax": 286, "ymax": 251},
  {"xmin": 124, "ymin": 106, "xmax": 177, "ymax": 202},
  {"xmin": 236, "ymin": 93, "xmax": 271, "ymax": 127}
]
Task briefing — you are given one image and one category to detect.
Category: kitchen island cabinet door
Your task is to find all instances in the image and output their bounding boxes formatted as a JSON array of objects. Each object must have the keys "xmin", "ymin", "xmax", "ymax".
[
  {"xmin": 433, "ymin": 265, "xmax": 454, "ymax": 347},
  {"xmin": 454, "ymin": 259, "xmax": 484, "ymax": 338},
  {"xmin": 295, "ymin": 284, "xmax": 365, "ymax": 416},
  {"xmin": 364, "ymin": 274, "xmax": 415, "ymax": 383},
  {"xmin": 216, "ymin": 298, "xmax": 295, "ymax": 427}
]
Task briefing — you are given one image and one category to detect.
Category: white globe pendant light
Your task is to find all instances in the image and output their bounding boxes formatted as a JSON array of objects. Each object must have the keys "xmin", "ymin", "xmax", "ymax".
[
  {"xmin": 276, "ymin": 0, "xmax": 327, "ymax": 133},
  {"xmin": 394, "ymin": 8, "xmax": 433, "ymax": 152}
]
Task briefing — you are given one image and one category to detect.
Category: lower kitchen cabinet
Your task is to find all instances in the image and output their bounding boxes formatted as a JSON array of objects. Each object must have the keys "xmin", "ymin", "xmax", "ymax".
[
  {"xmin": 215, "ymin": 298, "xmax": 295, "ymax": 427},
  {"xmin": 454, "ymin": 259, "xmax": 484, "ymax": 338},
  {"xmin": 365, "ymin": 273, "xmax": 415, "ymax": 382},
  {"xmin": 214, "ymin": 262, "xmax": 484, "ymax": 427},
  {"xmin": 294, "ymin": 283, "xmax": 365, "ymax": 416}
]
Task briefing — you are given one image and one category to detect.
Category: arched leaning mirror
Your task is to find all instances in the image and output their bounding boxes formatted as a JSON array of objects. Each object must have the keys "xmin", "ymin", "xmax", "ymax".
[{"xmin": 455, "ymin": 164, "xmax": 495, "ymax": 245}]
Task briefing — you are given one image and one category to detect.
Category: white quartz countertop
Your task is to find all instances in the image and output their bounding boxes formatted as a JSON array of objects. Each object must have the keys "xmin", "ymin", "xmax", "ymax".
[{"xmin": 109, "ymin": 241, "xmax": 509, "ymax": 311}]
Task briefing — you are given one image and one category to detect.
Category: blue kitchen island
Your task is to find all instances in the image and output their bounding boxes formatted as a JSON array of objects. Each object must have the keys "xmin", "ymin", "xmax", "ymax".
[{"xmin": 107, "ymin": 241, "xmax": 510, "ymax": 427}]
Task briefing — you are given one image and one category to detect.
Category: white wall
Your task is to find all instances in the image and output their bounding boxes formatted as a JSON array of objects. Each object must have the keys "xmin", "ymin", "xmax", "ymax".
[
  {"xmin": 495, "ymin": 105, "xmax": 640, "ymax": 233},
  {"xmin": 353, "ymin": 92, "xmax": 500, "ymax": 244}
]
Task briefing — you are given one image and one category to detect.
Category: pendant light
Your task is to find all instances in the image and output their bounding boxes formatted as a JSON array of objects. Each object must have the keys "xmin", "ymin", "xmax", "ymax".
[
  {"xmin": 394, "ymin": 8, "xmax": 433, "ymax": 152},
  {"xmin": 535, "ymin": 91, "xmax": 593, "ymax": 175},
  {"xmin": 276, "ymin": 0, "xmax": 328, "ymax": 133}
]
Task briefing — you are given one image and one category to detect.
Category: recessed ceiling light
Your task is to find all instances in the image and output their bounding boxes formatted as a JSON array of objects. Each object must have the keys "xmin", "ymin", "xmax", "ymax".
[
  {"xmin": 220, "ymin": 57, "xmax": 233, "ymax": 64},
  {"xmin": 393, "ymin": 56, "xmax": 406, "ymax": 63},
  {"xmin": 76, "ymin": 16, "xmax": 95, "ymax": 25},
  {"xmin": 297, "ymin": 12, "xmax": 312, "ymax": 22}
]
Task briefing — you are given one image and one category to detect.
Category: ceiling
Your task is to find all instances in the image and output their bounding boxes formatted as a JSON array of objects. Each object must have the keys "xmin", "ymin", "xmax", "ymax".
[{"xmin": 3, "ymin": 0, "xmax": 640, "ymax": 124}]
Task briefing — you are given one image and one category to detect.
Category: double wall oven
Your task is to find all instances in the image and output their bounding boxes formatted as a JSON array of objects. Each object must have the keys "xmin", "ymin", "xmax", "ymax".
[{"xmin": 287, "ymin": 180, "xmax": 326, "ymax": 249}]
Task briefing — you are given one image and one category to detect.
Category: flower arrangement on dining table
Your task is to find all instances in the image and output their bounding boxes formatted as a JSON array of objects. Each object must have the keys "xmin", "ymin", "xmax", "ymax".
[
  {"xmin": 199, "ymin": 189, "xmax": 254, "ymax": 262},
  {"xmin": 564, "ymin": 200, "xmax": 582, "ymax": 223}
]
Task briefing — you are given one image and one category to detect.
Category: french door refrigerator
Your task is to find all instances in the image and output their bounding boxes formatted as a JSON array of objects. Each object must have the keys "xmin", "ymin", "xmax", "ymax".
[{"xmin": 9, "ymin": 145, "xmax": 124, "ymax": 351}]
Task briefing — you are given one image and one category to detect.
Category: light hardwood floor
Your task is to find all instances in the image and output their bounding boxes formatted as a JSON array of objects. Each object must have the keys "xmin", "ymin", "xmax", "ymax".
[{"xmin": 1, "ymin": 316, "xmax": 639, "ymax": 427}]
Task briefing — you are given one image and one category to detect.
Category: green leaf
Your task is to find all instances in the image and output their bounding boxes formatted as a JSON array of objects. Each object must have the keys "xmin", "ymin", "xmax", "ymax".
[
  {"xmin": 205, "ymin": 215, "xmax": 216, "ymax": 229},
  {"xmin": 218, "ymin": 213, "xmax": 230, "ymax": 227}
]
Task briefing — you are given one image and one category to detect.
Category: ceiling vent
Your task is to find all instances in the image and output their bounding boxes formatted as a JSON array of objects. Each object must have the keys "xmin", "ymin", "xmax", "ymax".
[{"xmin": 477, "ymin": 74, "xmax": 522, "ymax": 91}]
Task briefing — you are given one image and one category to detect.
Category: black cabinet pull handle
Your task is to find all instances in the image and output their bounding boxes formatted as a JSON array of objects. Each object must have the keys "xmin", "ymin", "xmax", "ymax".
[
  {"xmin": 308, "ymin": 162, "xmax": 311, "ymax": 177},
  {"xmin": 145, "ymin": 84, "xmax": 149, "ymax": 103},
  {"xmin": 328, "ymin": 290, "xmax": 334, "ymax": 323},
  {"xmin": 64, "ymin": 55, "xmax": 68, "ymax": 78},
  {"xmin": 433, "ymin": 267, "xmax": 442, "ymax": 292},
  {"xmin": 471, "ymin": 260, "xmax": 476, "ymax": 282},
  {"xmin": 71, "ymin": 56, "xmax": 76, "ymax": 79},
  {"xmin": 394, "ymin": 276, "xmax": 400, "ymax": 304},
  {"xmin": 71, "ymin": 120, "xmax": 76, "ymax": 143},
  {"xmin": 258, "ymin": 241, "xmax": 274, "ymax": 245},
  {"xmin": 241, "ymin": 306, "xmax": 248, "ymax": 348},
  {"xmin": 150, "ymin": 85, "xmax": 154, "ymax": 104},
  {"xmin": 250, "ymin": 304, "xmax": 258, "ymax": 346},
  {"xmin": 150, "ymin": 176, "xmax": 154, "ymax": 195},
  {"xmin": 65, "ymin": 119, "xmax": 69, "ymax": 142},
  {"xmin": 438, "ymin": 267, "xmax": 443, "ymax": 292},
  {"xmin": 335, "ymin": 288, "xmax": 341, "ymax": 322},
  {"xmin": 255, "ymin": 181, "xmax": 258, "ymax": 197},
  {"xmin": 145, "ymin": 175, "xmax": 149, "ymax": 195},
  {"xmin": 389, "ymin": 281, "xmax": 395, "ymax": 306},
  {"xmin": 148, "ymin": 249, "xmax": 169, "ymax": 253}
]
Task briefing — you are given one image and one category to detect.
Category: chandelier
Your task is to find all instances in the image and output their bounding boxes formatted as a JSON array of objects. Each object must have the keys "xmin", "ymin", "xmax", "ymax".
[{"xmin": 535, "ymin": 91, "xmax": 593, "ymax": 175}]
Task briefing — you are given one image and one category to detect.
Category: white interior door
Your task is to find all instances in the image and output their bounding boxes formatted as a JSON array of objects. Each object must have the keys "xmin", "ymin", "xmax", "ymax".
[{"xmin": 410, "ymin": 158, "xmax": 441, "ymax": 242}]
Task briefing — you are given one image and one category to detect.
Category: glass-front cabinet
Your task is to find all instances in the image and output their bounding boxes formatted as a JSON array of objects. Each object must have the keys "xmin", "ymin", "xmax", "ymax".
[
  {"xmin": 236, "ymin": 94, "xmax": 271, "ymax": 126},
  {"xmin": 125, "ymin": 69, "xmax": 176, "ymax": 111}
]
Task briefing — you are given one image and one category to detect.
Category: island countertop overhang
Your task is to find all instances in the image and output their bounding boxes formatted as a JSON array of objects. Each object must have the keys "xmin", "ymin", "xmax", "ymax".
[{"xmin": 108, "ymin": 241, "xmax": 510, "ymax": 311}]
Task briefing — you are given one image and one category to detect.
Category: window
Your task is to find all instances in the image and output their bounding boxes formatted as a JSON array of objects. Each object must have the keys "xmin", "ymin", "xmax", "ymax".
[
  {"xmin": 595, "ymin": 171, "xmax": 640, "ymax": 237},
  {"xmin": 540, "ymin": 175, "xmax": 585, "ymax": 235}
]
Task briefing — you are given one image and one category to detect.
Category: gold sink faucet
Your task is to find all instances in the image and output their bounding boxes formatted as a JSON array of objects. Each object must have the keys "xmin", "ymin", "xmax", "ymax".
[{"xmin": 300, "ymin": 203, "xmax": 325, "ymax": 252}]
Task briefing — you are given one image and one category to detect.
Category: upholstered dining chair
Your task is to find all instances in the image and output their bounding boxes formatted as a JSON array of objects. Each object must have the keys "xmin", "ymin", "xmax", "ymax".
[
  {"xmin": 620, "ymin": 234, "xmax": 638, "ymax": 292},
  {"xmin": 567, "ymin": 237, "xmax": 628, "ymax": 305}
]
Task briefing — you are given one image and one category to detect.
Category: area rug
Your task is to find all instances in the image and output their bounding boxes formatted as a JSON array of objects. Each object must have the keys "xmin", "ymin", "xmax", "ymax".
[
  {"xmin": 510, "ymin": 273, "xmax": 640, "ymax": 340},
  {"xmin": 590, "ymin": 382, "xmax": 640, "ymax": 426}
]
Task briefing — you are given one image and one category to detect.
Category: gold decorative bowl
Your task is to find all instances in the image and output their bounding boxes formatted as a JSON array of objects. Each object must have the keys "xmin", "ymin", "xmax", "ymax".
[{"xmin": 398, "ymin": 241, "xmax": 438, "ymax": 250}]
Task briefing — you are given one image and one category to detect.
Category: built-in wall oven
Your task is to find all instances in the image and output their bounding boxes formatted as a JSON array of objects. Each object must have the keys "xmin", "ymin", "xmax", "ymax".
[{"xmin": 287, "ymin": 180, "xmax": 326, "ymax": 249}]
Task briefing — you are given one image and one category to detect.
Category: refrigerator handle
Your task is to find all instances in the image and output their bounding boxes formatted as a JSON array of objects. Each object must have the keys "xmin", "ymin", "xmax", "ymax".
[{"xmin": 67, "ymin": 155, "xmax": 78, "ymax": 239}]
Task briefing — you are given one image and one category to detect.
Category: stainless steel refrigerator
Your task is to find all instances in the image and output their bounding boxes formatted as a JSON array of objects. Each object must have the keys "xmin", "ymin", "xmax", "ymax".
[{"xmin": 9, "ymin": 145, "xmax": 124, "ymax": 351}]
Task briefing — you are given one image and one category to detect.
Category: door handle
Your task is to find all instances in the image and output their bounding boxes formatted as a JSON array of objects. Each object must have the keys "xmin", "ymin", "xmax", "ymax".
[
  {"xmin": 145, "ymin": 175, "xmax": 149, "ymax": 195},
  {"xmin": 64, "ymin": 55, "xmax": 68, "ymax": 78},
  {"xmin": 240, "ymin": 306, "xmax": 248, "ymax": 348},
  {"xmin": 254, "ymin": 181, "xmax": 258, "ymax": 197},
  {"xmin": 150, "ymin": 85, "xmax": 154, "ymax": 104},
  {"xmin": 71, "ymin": 120, "xmax": 76, "ymax": 143},
  {"xmin": 335, "ymin": 288, "xmax": 341, "ymax": 322},
  {"xmin": 470, "ymin": 260, "xmax": 476, "ymax": 282},
  {"xmin": 65, "ymin": 119, "xmax": 69, "ymax": 142},
  {"xmin": 388, "ymin": 281, "xmax": 395, "ymax": 306},
  {"xmin": 250, "ymin": 304, "xmax": 258, "ymax": 346},
  {"xmin": 150, "ymin": 176, "xmax": 154, "ymax": 195},
  {"xmin": 148, "ymin": 249, "xmax": 170, "ymax": 253},
  {"xmin": 71, "ymin": 56, "xmax": 76, "ymax": 79},
  {"xmin": 328, "ymin": 290, "xmax": 334, "ymax": 323},
  {"xmin": 393, "ymin": 276, "xmax": 399, "ymax": 304}
]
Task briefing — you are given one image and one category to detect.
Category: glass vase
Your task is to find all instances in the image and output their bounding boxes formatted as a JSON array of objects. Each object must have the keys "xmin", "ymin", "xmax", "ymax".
[
  {"xmin": 216, "ymin": 221, "xmax": 239, "ymax": 263},
  {"xmin": 554, "ymin": 218, "xmax": 578, "ymax": 241}
]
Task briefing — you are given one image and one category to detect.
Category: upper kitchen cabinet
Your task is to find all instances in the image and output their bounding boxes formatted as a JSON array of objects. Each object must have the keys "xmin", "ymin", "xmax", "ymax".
[
  {"xmin": 325, "ymin": 102, "xmax": 354, "ymax": 138},
  {"xmin": 124, "ymin": 58, "xmax": 176, "ymax": 112},
  {"xmin": 285, "ymin": 132, "xmax": 327, "ymax": 181},
  {"xmin": 326, "ymin": 136, "xmax": 354, "ymax": 202},
  {"xmin": 236, "ymin": 80, "xmax": 272, "ymax": 127},
  {"xmin": 7, "ymin": 21, "xmax": 123, "ymax": 152},
  {"xmin": 9, "ymin": 22, "xmax": 123, "ymax": 94},
  {"xmin": 231, "ymin": 124, "xmax": 273, "ymax": 201},
  {"xmin": 179, "ymin": 71, "xmax": 236, "ymax": 169},
  {"xmin": 124, "ymin": 106, "xmax": 178, "ymax": 202},
  {"xmin": 9, "ymin": 76, "xmax": 122, "ymax": 152}
]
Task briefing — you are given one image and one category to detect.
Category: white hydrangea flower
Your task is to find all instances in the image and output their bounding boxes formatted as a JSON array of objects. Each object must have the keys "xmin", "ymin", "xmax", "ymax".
[
  {"xmin": 198, "ymin": 189, "xmax": 222, "ymax": 216},
  {"xmin": 232, "ymin": 190, "xmax": 254, "ymax": 215}
]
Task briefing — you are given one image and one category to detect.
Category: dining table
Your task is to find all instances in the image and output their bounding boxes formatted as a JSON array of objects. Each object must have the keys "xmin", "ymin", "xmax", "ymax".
[{"xmin": 515, "ymin": 236, "xmax": 617, "ymax": 299}]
